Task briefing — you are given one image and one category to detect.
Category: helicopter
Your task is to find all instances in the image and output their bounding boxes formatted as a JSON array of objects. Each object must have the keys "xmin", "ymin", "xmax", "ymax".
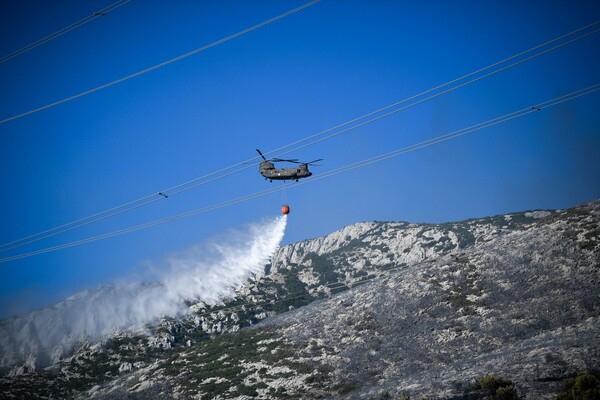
[{"xmin": 256, "ymin": 149, "xmax": 322, "ymax": 182}]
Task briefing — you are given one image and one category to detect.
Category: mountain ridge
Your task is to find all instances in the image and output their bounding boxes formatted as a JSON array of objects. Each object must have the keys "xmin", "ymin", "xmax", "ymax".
[{"xmin": 1, "ymin": 200, "xmax": 598, "ymax": 399}]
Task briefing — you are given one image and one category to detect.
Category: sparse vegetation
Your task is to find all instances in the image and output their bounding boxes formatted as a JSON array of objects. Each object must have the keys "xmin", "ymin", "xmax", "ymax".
[
  {"xmin": 334, "ymin": 381, "xmax": 359, "ymax": 394},
  {"xmin": 305, "ymin": 253, "xmax": 340, "ymax": 284},
  {"xmin": 265, "ymin": 265, "xmax": 313, "ymax": 312},
  {"xmin": 160, "ymin": 328, "xmax": 323, "ymax": 399},
  {"xmin": 2, "ymin": 202, "xmax": 599, "ymax": 400},
  {"xmin": 465, "ymin": 374, "xmax": 522, "ymax": 399},
  {"xmin": 373, "ymin": 393, "xmax": 412, "ymax": 400},
  {"xmin": 556, "ymin": 372, "xmax": 600, "ymax": 400}
]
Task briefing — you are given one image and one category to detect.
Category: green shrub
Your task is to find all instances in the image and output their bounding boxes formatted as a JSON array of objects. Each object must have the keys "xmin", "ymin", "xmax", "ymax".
[
  {"xmin": 334, "ymin": 382, "xmax": 358, "ymax": 394},
  {"xmin": 556, "ymin": 372, "xmax": 600, "ymax": 400},
  {"xmin": 468, "ymin": 375, "xmax": 521, "ymax": 399},
  {"xmin": 236, "ymin": 384, "xmax": 259, "ymax": 397},
  {"xmin": 477, "ymin": 374, "xmax": 514, "ymax": 394}
]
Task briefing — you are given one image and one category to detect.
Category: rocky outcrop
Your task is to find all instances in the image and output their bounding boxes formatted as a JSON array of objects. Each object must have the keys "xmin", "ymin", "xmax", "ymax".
[
  {"xmin": 265, "ymin": 204, "xmax": 600, "ymax": 398},
  {"xmin": 1, "ymin": 201, "xmax": 598, "ymax": 399}
]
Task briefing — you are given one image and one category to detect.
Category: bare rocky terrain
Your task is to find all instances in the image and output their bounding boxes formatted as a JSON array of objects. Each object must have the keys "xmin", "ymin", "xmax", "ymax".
[{"xmin": 1, "ymin": 200, "xmax": 599, "ymax": 399}]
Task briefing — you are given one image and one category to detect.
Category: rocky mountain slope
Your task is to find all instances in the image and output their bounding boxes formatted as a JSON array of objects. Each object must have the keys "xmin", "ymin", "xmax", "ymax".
[{"xmin": 1, "ymin": 201, "xmax": 599, "ymax": 399}]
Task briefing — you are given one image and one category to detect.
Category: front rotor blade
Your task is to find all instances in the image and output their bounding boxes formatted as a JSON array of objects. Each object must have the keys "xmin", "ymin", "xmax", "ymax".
[
  {"xmin": 256, "ymin": 149, "xmax": 267, "ymax": 161},
  {"xmin": 272, "ymin": 158, "xmax": 300, "ymax": 163}
]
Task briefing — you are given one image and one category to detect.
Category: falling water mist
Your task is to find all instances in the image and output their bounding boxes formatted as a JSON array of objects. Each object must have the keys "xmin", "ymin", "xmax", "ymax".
[{"xmin": 0, "ymin": 215, "xmax": 287, "ymax": 372}]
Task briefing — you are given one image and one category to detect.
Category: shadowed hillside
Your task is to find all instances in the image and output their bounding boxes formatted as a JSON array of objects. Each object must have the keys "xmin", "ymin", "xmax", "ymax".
[{"xmin": 1, "ymin": 201, "xmax": 598, "ymax": 399}]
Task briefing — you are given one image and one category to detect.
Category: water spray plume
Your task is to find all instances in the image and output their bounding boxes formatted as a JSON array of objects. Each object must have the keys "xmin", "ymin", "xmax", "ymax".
[{"xmin": 0, "ymin": 216, "xmax": 287, "ymax": 370}]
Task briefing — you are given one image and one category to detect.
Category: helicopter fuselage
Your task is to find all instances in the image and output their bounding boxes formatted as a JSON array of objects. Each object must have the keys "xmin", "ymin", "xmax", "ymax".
[{"xmin": 259, "ymin": 161, "xmax": 312, "ymax": 181}]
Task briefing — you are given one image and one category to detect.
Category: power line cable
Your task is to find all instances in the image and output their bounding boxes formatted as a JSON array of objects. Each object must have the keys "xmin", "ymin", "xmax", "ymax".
[
  {"xmin": 302, "ymin": 84, "xmax": 600, "ymax": 181},
  {"xmin": 137, "ymin": 18, "xmax": 600, "ymax": 196},
  {"xmin": 0, "ymin": 0, "xmax": 322, "ymax": 251},
  {"xmin": 0, "ymin": 0, "xmax": 132, "ymax": 64},
  {"xmin": 0, "ymin": 86, "xmax": 595, "ymax": 263},
  {"xmin": 2, "ymin": 20, "xmax": 598, "ymax": 254},
  {"xmin": 2, "ymin": 83, "xmax": 597, "ymax": 264},
  {"xmin": 268, "ymin": 20, "xmax": 600, "ymax": 158},
  {"xmin": 0, "ymin": 196, "xmax": 163, "ymax": 254},
  {"xmin": 163, "ymin": 23, "xmax": 600, "ymax": 198},
  {"xmin": 0, "ymin": 0, "xmax": 321, "ymax": 125},
  {"xmin": 81, "ymin": 23, "xmax": 600, "ymax": 202}
]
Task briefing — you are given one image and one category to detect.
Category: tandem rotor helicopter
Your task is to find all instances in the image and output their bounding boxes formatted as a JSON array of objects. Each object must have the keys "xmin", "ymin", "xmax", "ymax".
[{"xmin": 256, "ymin": 149, "xmax": 322, "ymax": 182}]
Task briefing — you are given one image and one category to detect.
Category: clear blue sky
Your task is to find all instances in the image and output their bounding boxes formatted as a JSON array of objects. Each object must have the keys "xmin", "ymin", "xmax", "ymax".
[{"xmin": 1, "ymin": 0, "xmax": 599, "ymax": 317}]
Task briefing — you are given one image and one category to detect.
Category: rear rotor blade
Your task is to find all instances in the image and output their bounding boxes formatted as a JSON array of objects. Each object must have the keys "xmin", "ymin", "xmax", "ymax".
[{"xmin": 304, "ymin": 159, "xmax": 323, "ymax": 165}]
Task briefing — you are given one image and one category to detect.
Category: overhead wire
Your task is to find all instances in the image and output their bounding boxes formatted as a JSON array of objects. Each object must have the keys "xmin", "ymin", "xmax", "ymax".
[
  {"xmin": 267, "ymin": 19, "xmax": 600, "ymax": 159},
  {"xmin": 0, "ymin": 0, "xmax": 322, "ymax": 252},
  {"xmin": 1, "ymin": 83, "xmax": 598, "ymax": 264},
  {"xmin": 0, "ymin": 195, "xmax": 162, "ymax": 254},
  {"xmin": 122, "ymin": 17, "xmax": 600, "ymax": 196},
  {"xmin": 272, "ymin": 27, "xmax": 600, "ymax": 159},
  {"xmin": 0, "ymin": 0, "xmax": 132, "ymax": 64},
  {"xmin": 306, "ymin": 85, "xmax": 600, "ymax": 180},
  {"xmin": 0, "ymin": 0, "xmax": 321, "ymax": 125},
  {"xmin": 1, "ymin": 19, "xmax": 599, "ymax": 254},
  {"xmin": 156, "ymin": 21, "xmax": 600, "ymax": 197}
]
